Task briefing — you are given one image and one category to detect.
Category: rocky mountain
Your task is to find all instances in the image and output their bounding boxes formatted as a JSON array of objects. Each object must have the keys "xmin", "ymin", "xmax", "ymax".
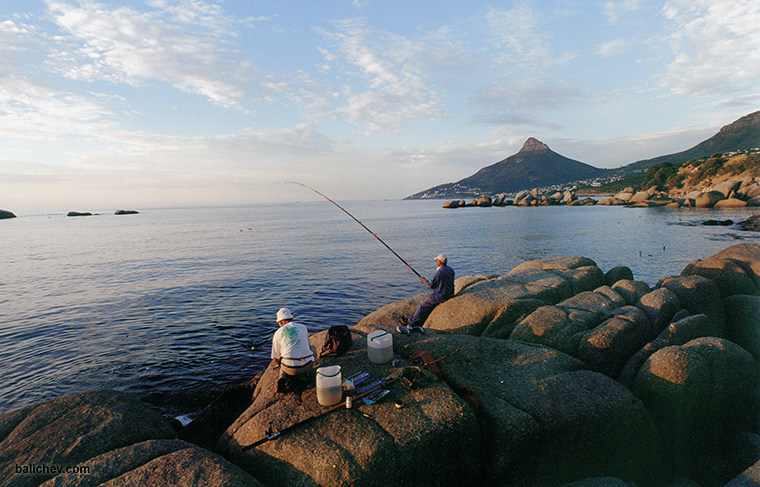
[
  {"xmin": 406, "ymin": 138, "xmax": 608, "ymax": 199},
  {"xmin": 619, "ymin": 110, "xmax": 760, "ymax": 174}
]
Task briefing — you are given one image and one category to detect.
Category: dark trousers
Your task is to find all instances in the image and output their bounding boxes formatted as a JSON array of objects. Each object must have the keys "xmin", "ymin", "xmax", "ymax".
[{"xmin": 409, "ymin": 294, "xmax": 448, "ymax": 327}]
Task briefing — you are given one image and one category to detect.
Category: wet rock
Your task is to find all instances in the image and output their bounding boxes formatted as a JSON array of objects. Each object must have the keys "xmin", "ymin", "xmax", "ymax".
[
  {"xmin": 66, "ymin": 211, "xmax": 93, "ymax": 217},
  {"xmin": 739, "ymin": 214, "xmax": 760, "ymax": 231},
  {"xmin": 701, "ymin": 219, "xmax": 734, "ymax": 225},
  {"xmin": 115, "ymin": 209, "xmax": 139, "ymax": 215},
  {"xmin": 0, "ymin": 209, "xmax": 16, "ymax": 219}
]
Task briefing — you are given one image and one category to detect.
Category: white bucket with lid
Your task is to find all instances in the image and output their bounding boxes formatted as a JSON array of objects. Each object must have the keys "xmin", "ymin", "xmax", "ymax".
[
  {"xmin": 316, "ymin": 365, "xmax": 342, "ymax": 406},
  {"xmin": 367, "ymin": 329, "xmax": 393, "ymax": 364}
]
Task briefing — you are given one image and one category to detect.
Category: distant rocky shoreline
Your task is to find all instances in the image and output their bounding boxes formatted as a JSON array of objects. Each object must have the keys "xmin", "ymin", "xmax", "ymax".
[
  {"xmin": 442, "ymin": 175, "xmax": 760, "ymax": 210},
  {"xmin": 5, "ymin": 244, "xmax": 760, "ymax": 486}
]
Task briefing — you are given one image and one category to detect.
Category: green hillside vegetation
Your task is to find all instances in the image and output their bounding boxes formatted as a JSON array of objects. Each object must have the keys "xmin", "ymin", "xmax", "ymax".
[{"xmin": 640, "ymin": 151, "xmax": 760, "ymax": 192}]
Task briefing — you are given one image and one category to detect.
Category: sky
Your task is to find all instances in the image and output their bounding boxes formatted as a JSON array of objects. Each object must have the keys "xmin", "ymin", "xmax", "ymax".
[{"xmin": 2, "ymin": 0, "xmax": 760, "ymax": 211}]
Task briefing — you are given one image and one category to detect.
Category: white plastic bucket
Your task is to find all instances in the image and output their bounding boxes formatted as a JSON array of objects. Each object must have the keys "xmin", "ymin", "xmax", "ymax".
[
  {"xmin": 316, "ymin": 365, "xmax": 342, "ymax": 406},
  {"xmin": 367, "ymin": 329, "xmax": 393, "ymax": 364}
]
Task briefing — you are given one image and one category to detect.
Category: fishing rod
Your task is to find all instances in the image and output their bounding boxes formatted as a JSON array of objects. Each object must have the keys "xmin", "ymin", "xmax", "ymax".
[{"xmin": 286, "ymin": 181, "xmax": 422, "ymax": 279}]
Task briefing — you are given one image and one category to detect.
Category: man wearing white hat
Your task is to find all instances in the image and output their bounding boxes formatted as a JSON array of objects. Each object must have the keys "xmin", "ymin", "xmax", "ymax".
[
  {"xmin": 398, "ymin": 253, "xmax": 455, "ymax": 335},
  {"xmin": 271, "ymin": 307, "xmax": 316, "ymax": 392}
]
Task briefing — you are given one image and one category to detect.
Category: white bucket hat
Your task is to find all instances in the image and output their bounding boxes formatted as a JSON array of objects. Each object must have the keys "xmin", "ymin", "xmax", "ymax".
[
  {"xmin": 435, "ymin": 253, "xmax": 447, "ymax": 263},
  {"xmin": 276, "ymin": 308, "xmax": 294, "ymax": 322}
]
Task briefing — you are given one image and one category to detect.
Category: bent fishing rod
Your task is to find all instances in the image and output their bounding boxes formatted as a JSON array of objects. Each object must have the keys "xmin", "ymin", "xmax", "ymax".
[{"xmin": 285, "ymin": 181, "xmax": 422, "ymax": 279}]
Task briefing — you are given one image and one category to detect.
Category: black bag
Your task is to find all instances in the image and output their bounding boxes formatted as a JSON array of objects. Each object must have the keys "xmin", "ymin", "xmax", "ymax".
[{"xmin": 318, "ymin": 325, "xmax": 353, "ymax": 357}]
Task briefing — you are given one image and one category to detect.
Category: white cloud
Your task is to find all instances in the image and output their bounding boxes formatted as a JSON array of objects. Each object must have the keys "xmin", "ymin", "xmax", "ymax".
[
  {"xmin": 597, "ymin": 39, "xmax": 630, "ymax": 57},
  {"xmin": 313, "ymin": 18, "xmax": 445, "ymax": 133},
  {"xmin": 662, "ymin": 0, "xmax": 760, "ymax": 97},
  {"xmin": 486, "ymin": 4, "xmax": 552, "ymax": 69},
  {"xmin": 603, "ymin": 0, "xmax": 643, "ymax": 25},
  {"xmin": 44, "ymin": 0, "xmax": 251, "ymax": 108}
]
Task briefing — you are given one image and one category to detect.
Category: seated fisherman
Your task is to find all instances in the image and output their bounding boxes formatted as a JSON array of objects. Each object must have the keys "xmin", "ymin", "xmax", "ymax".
[
  {"xmin": 271, "ymin": 307, "xmax": 316, "ymax": 393},
  {"xmin": 398, "ymin": 253, "xmax": 455, "ymax": 335}
]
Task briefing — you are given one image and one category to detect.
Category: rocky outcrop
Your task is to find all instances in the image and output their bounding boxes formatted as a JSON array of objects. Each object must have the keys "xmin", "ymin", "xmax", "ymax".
[
  {"xmin": 8, "ymin": 244, "xmax": 760, "ymax": 487},
  {"xmin": 66, "ymin": 211, "xmax": 93, "ymax": 217},
  {"xmin": 0, "ymin": 390, "xmax": 262, "ymax": 487},
  {"xmin": 633, "ymin": 337, "xmax": 757, "ymax": 482},
  {"xmin": 0, "ymin": 209, "xmax": 16, "ymax": 219},
  {"xmin": 218, "ymin": 326, "xmax": 480, "ymax": 487},
  {"xmin": 115, "ymin": 209, "xmax": 139, "ymax": 215},
  {"xmin": 682, "ymin": 243, "xmax": 760, "ymax": 297}
]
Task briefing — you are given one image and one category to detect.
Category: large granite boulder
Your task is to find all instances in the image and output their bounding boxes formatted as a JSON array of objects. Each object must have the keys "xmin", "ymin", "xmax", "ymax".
[
  {"xmin": 634, "ymin": 287, "xmax": 682, "ymax": 337},
  {"xmin": 656, "ymin": 275, "xmax": 725, "ymax": 332},
  {"xmin": 724, "ymin": 294, "xmax": 760, "ymax": 367},
  {"xmin": 682, "ymin": 243, "xmax": 760, "ymax": 297},
  {"xmin": 617, "ymin": 314, "xmax": 721, "ymax": 388},
  {"xmin": 509, "ymin": 286, "xmax": 627, "ymax": 355},
  {"xmin": 611, "ymin": 280, "xmax": 651, "ymax": 306},
  {"xmin": 219, "ymin": 325, "xmax": 480, "ymax": 487},
  {"xmin": 38, "ymin": 439, "xmax": 260, "ymax": 487},
  {"xmin": 0, "ymin": 390, "xmax": 177, "ymax": 487},
  {"xmin": 575, "ymin": 305, "xmax": 652, "ymax": 378},
  {"xmin": 401, "ymin": 335, "xmax": 660, "ymax": 486},
  {"xmin": 357, "ymin": 294, "xmax": 425, "ymax": 328},
  {"xmin": 632, "ymin": 337, "xmax": 758, "ymax": 482},
  {"xmin": 425, "ymin": 270, "xmax": 572, "ymax": 334}
]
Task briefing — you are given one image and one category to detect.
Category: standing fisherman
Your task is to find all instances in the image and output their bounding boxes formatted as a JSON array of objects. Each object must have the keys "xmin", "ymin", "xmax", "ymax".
[
  {"xmin": 271, "ymin": 308, "xmax": 316, "ymax": 393},
  {"xmin": 398, "ymin": 254, "xmax": 455, "ymax": 335}
]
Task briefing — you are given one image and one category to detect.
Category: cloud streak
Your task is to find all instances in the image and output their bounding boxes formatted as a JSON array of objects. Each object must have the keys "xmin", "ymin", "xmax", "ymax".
[
  {"xmin": 662, "ymin": 0, "xmax": 760, "ymax": 97},
  {"xmin": 45, "ymin": 0, "xmax": 251, "ymax": 108}
]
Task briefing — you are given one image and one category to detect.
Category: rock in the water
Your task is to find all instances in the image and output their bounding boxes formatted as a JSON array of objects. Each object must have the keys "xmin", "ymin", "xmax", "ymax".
[
  {"xmin": 0, "ymin": 209, "xmax": 16, "ymax": 219},
  {"xmin": 115, "ymin": 209, "xmax": 139, "ymax": 215},
  {"xmin": 66, "ymin": 211, "xmax": 93, "ymax": 217}
]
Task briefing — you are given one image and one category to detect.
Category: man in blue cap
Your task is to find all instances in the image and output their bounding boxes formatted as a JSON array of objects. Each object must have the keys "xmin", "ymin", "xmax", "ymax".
[{"xmin": 398, "ymin": 253, "xmax": 455, "ymax": 335}]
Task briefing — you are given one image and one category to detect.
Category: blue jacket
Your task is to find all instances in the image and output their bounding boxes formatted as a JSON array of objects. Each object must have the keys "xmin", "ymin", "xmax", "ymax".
[{"xmin": 425, "ymin": 264, "xmax": 455, "ymax": 301}]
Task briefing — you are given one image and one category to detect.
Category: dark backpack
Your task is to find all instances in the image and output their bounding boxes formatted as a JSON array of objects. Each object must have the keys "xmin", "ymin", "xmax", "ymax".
[{"xmin": 318, "ymin": 325, "xmax": 353, "ymax": 357}]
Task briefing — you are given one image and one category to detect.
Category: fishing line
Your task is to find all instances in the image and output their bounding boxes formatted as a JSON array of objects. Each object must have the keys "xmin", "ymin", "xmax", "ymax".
[{"xmin": 285, "ymin": 181, "xmax": 422, "ymax": 279}]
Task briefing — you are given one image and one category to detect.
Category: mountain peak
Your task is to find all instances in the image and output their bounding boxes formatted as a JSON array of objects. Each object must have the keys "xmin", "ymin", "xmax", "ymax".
[{"xmin": 519, "ymin": 137, "xmax": 550, "ymax": 153}]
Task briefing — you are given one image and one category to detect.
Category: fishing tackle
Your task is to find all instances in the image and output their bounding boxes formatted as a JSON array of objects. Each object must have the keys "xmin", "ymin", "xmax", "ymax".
[{"xmin": 286, "ymin": 181, "xmax": 422, "ymax": 279}]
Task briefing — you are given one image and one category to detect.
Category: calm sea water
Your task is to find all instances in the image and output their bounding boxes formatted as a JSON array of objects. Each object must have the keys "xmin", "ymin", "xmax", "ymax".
[{"xmin": 2, "ymin": 200, "xmax": 760, "ymax": 417}]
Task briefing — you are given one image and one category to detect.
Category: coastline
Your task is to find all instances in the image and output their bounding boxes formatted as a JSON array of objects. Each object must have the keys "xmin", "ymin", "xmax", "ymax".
[{"xmin": 5, "ymin": 243, "xmax": 760, "ymax": 486}]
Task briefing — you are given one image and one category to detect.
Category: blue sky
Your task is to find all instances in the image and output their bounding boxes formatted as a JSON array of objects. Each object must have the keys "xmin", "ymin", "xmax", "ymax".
[{"xmin": 2, "ymin": 0, "xmax": 760, "ymax": 211}]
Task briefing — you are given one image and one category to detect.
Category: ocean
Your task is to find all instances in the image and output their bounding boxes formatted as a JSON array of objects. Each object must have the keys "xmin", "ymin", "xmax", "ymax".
[{"xmin": 2, "ymin": 200, "xmax": 759, "ymax": 418}]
